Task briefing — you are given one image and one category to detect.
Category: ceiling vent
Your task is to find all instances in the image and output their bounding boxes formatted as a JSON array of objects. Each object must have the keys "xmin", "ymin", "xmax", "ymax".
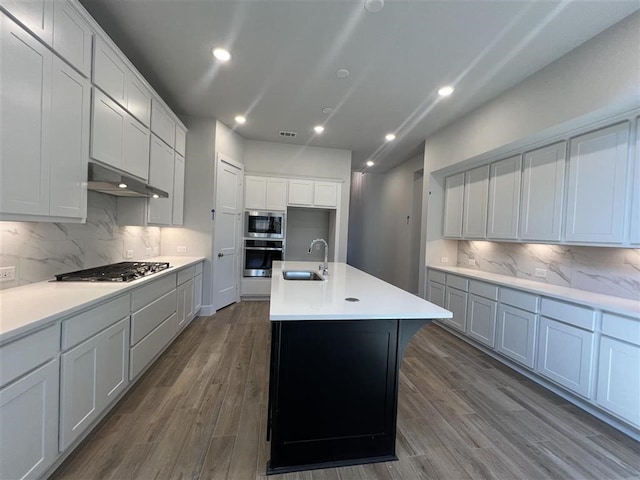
[{"xmin": 279, "ymin": 131, "xmax": 297, "ymax": 138}]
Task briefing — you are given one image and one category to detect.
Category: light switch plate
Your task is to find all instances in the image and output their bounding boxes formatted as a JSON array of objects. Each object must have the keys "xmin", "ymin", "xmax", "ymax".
[
  {"xmin": 468, "ymin": 258, "xmax": 476, "ymax": 266},
  {"xmin": 177, "ymin": 246, "xmax": 187, "ymax": 253},
  {"xmin": 440, "ymin": 257, "xmax": 449, "ymax": 264},
  {"xmin": 125, "ymin": 250, "xmax": 134, "ymax": 259}
]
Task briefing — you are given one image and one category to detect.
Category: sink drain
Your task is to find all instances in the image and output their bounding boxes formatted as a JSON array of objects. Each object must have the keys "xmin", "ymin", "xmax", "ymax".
[{"xmin": 345, "ymin": 297, "xmax": 360, "ymax": 302}]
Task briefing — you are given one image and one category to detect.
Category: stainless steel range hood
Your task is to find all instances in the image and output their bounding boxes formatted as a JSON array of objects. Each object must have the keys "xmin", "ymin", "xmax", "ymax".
[{"xmin": 87, "ymin": 163, "xmax": 169, "ymax": 198}]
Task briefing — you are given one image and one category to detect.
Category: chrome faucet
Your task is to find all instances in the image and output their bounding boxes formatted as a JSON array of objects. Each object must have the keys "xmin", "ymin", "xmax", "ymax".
[{"xmin": 308, "ymin": 238, "xmax": 329, "ymax": 275}]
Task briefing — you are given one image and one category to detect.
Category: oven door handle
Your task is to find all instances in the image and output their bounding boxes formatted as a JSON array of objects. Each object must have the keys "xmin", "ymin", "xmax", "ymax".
[{"xmin": 245, "ymin": 247, "xmax": 284, "ymax": 251}]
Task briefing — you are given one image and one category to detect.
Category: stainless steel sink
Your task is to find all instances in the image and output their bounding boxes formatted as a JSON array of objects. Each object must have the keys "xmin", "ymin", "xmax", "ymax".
[{"xmin": 282, "ymin": 270, "xmax": 324, "ymax": 281}]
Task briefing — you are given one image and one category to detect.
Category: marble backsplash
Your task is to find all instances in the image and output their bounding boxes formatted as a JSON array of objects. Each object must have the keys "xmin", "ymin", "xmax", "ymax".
[
  {"xmin": 458, "ymin": 241, "xmax": 640, "ymax": 301},
  {"xmin": 0, "ymin": 192, "xmax": 160, "ymax": 290}
]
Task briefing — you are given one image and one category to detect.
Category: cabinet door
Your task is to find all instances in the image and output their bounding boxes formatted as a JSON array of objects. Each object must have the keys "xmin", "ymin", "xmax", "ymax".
[
  {"xmin": 596, "ymin": 336, "xmax": 640, "ymax": 427},
  {"xmin": 49, "ymin": 56, "xmax": 89, "ymax": 219},
  {"xmin": 98, "ymin": 319, "xmax": 129, "ymax": 408},
  {"xmin": 428, "ymin": 281, "xmax": 445, "ymax": 309},
  {"xmin": 193, "ymin": 273, "xmax": 203, "ymax": 314},
  {"xmin": 126, "ymin": 74, "xmax": 151, "ymax": 126},
  {"xmin": 442, "ymin": 172, "xmax": 464, "ymax": 238},
  {"xmin": 314, "ymin": 181, "xmax": 338, "ymax": 207},
  {"xmin": 172, "ymin": 153, "xmax": 185, "ymax": 226},
  {"xmin": 266, "ymin": 178, "xmax": 288, "ymax": 210},
  {"xmin": 520, "ymin": 142, "xmax": 566, "ymax": 242},
  {"xmin": 93, "ymin": 37, "xmax": 126, "ymax": 106},
  {"xmin": 123, "ymin": 114, "xmax": 150, "ymax": 180},
  {"xmin": 245, "ymin": 175, "xmax": 267, "ymax": 210},
  {"xmin": 0, "ymin": 359, "xmax": 59, "ymax": 480},
  {"xmin": 630, "ymin": 119, "xmax": 640, "ymax": 245},
  {"xmin": 462, "ymin": 165, "xmax": 489, "ymax": 238},
  {"xmin": 496, "ymin": 304, "xmax": 537, "ymax": 368},
  {"xmin": 150, "ymin": 99, "xmax": 175, "ymax": 148},
  {"xmin": 52, "ymin": 0, "xmax": 92, "ymax": 78},
  {"xmin": 444, "ymin": 286, "xmax": 467, "ymax": 333},
  {"xmin": 176, "ymin": 279, "xmax": 194, "ymax": 332},
  {"xmin": 91, "ymin": 88, "xmax": 125, "ymax": 170},
  {"xmin": 175, "ymin": 125, "xmax": 187, "ymax": 156},
  {"xmin": 487, "ymin": 155, "xmax": 521, "ymax": 240},
  {"xmin": 59, "ymin": 333, "xmax": 99, "ymax": 450},
  {"xmin": 467, "ymin": 294, "xmax": 497, "ymax": 348},
  {"xmin": 537, "ymin": 317, "xmax": 594, "ymax": 398},
  {"xmin": 288, "ymin": 179, "xmax": 313, "ymax": 206},
  {"xmin": 566, "ymin": 123, "xmax": 629, "ymax": 244},
  {"xmin": 0, "ymin": 0, "xmax": 53, "ymax": 45},
  {"xmin": 147, "ymin": 135, "xmax": 175, "ymax": 225},
  {"xmin": 0, "ymin": 14, "xmax": 51, "ymax": 215}
]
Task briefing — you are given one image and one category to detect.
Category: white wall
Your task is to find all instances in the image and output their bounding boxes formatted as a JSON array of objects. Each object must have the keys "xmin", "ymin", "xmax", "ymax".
[
  {"xmin": 419, "ymin": 12, "xmax": 640, "ymax": 295},
  {"xmin": 348, "ymin": 154, "xmax": 424, "ymax": 292},
  {"xmin": 244, "ymin": 140, "xmax": 352, "ymax": 262}
]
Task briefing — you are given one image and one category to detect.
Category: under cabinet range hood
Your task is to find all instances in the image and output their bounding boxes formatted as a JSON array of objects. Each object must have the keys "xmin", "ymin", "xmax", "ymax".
[{"xmin": 87, "ymin": 163, "xmax": 169, "ymax": 198}]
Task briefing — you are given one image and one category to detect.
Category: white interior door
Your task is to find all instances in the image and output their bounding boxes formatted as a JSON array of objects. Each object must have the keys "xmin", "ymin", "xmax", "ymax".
[{"xmin": 213, "ymin": 154, "xmax": 243, "ymax": 311}]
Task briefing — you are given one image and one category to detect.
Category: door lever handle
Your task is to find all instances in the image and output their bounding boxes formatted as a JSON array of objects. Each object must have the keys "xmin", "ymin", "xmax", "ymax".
[{"xmin": 218, "ymin": 253, "xmax": 224, "ymax": 257}]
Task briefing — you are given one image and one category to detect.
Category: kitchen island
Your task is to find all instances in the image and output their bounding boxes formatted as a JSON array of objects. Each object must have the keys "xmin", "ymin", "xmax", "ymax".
[{"xmin": 267, "ymin": 261, "xmax": 452, "ymax": 474}]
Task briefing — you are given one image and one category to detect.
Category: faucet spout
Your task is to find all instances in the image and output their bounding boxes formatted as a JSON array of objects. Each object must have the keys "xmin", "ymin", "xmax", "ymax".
[{"xmin": 308, "ymin": 238, "xmax": 329, "ymax": 275}]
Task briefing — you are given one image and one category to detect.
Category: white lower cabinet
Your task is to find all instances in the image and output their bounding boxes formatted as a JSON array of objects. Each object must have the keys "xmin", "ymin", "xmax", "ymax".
[
  {"xmin": 496, "ymin": 304, "xmax": 537, "ymax": 368},
  {"xmin": 536, "ymin": 317, "xmax": 594, "ymax": 398},
  {"xmin": 427, "ymin": 281, "xmax": 445, "ymax": 309},
  {"xmin": 130, "ymin": 314, "xmax": 176, "ymax": 380},
  {"xmin": 59, "ymin": 318, "xmax": 129, "ymax": 450},
  {"xmin": 176, "ymin": 278, "xmax": 194, "ymax": 332},
  {"xmin": 0, "ymin": 358, "xmax": 59, "ymax": 480},
  {"xmin": 194, "ymin": 273, "xmax": 203, "ymax": 313},
  {"xmin": 467, "ymin": 294, "xmax": 497, "ymax": 348},
  {"xmin": 444, "ymin": 286, "xmax": 467, "ymax": 333}
]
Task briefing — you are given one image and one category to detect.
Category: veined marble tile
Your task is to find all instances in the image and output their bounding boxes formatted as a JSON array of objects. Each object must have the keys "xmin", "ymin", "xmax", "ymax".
[
  {"xmin": 19, "ymin": 239, "xmax": 85, "ymax": 283},
  {"xmin": 84, "ymin": 239, "xmax": 125, "ymax": 269}
]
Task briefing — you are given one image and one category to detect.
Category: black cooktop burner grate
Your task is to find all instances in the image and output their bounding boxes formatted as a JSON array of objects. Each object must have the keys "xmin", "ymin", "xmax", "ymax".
[{"xmin": 55, "ymin": 261, "xmax": 170, "ymax": 282}]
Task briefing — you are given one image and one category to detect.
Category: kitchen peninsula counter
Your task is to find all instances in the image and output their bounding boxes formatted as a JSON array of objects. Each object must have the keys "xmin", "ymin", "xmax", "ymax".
[{"xmin": 266, "ymin": 261, "xmax": 452, "ymax": 475}]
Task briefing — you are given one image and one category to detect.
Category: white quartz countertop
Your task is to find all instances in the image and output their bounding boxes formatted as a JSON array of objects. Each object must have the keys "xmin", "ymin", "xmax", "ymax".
[
  {"xmin": 270, "ymin": 261, "xmax": 452, "ymax": 321},
  {"xmin": 0, "ymin": 256, "xmax": 205, "ymax": 345},
  {"xmin": 429, "ymin": 266, "xmax": 640, "ymax": 318}
]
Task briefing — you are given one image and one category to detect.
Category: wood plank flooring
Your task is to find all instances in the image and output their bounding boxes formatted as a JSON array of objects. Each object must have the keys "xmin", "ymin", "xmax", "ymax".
[{"xmin": 51, "ymin": 301, "xmax": 640, "ymax": 480}]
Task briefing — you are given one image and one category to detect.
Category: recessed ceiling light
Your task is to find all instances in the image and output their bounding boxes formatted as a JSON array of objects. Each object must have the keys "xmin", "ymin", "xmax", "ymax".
[
  {"xmin": 322, "ymin": 107, "xmax": 333, "ymax": 114},
  {"xmin": 235, "ymin": 115, "xmax": 246, "ymax": 124},
  {"xmin": 364, "ymin": 0, "xmax": 384, "ymax": 13},
  {"xmin": 385, "ymin": 133, "xmax": 396, "ymax": 142},
  {"xmin": 438, "ymin": 85, "xmax": 454, "ymax": 97},
  {"xmin": 366, "ymin": 160, "xmax": 375, "ymax": 167},
  {"xmin": 336, "ymin": 69, "xmax": 350, "ymax": 79},
  {"xmin": 118, "ymin": 183, "xmax": 127, "ymax": 189},
  {"xmin": 314, "ymin": 125, "xmax": 325, "ymax": 134},
  {"xmin": 212, "ymin": 48, "xmax": 231, "ymax": 62}
]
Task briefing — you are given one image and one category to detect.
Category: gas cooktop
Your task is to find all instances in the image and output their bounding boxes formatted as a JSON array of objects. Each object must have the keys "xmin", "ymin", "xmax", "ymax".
[{"xmin": 55, "ymin": 262, "xmax": 170, "ymax": 282}]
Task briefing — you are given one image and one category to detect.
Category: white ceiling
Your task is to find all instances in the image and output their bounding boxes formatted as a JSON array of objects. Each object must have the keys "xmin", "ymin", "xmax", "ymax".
[{"xmin": 79, "ymin": 0, "xmax": 639, "ymax": 172}]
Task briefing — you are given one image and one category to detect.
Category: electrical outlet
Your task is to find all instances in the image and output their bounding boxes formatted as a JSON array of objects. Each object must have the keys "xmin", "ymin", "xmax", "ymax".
[
  {"xmin": 177, "ymin": 246, "xmax": 187, "ymax": 253},
  {"xmin": 468, "ymin": 258, "xmax": 476, "ymax": 266},
  {"xmin": 0, "ymin": 266, "xmax": 16, "ymax": 282},
  {"xmin": 153, "ymin": 246, "xmax": 159, "ymax": 255},
  {"xmin": 440, "ymin": 257, "xmax": 449, "ymax": 264},
  {"xmin": 145, "ymin": 247, "xmax": 152, "ymax": 256},
  {"xmin": 125, "ymin": 250, "xmax": 134, "ymax": 259},
  {"xmin": 535, "ymin": 268, "xmax": 547, "ymax": 279}
]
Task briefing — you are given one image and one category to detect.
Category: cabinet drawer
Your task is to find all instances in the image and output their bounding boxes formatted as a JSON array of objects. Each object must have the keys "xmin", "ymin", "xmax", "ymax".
[
  {"xmin": 195, "ymin": 261, "xmax": 203, "ymax": 276},
  {"xmin": 540, "ymin": 298, "xmax": 595, "ymax": 331},
  {"xmin": 129, "ymin": 313, "xmax": 176, "ymax": 380},
  {"xmin": 131, "ymin": 273, "xmax": 176, "ymax": 312},
  {"xmin": 177, "ymin": 265, "xmax": 195, "ymax": 286},
  {"xmin": 446, "ymin": 274, "xmax": 468, "ymax": 291},
  {"xmin": 601, "ymin": 312, "xmax": 640, "ymax": 346},
  {"xmin": 499, "ymin": 288, "xmax": 538, "ymax": 312},
  {"xmin": 62, "ymin": 294, "xmax": 130, "ymax": 349},
  {"xmin": 469, "ymin": 280, "xmax": 498, "ymax": 300},
  {"xmin": 131, "ymin": 289, "xmax": 177, "ymax": 345},
  {"xmin": 0, "ymin": 324, "xmax": 60, "ymax": 388},
  {"xmin": 428, "ymin": 269, "xmax": 446, "ymax": 285}
]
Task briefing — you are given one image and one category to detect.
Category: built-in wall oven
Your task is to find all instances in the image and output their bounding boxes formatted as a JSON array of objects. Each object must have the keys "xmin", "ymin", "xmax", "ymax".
[
  {"xmin": 243, "ymin": 239, "xmax": 284, "ymax": 277},
  {"xmin": 244, "ymin": 211, "xmax": 285, "ymax": 239}
]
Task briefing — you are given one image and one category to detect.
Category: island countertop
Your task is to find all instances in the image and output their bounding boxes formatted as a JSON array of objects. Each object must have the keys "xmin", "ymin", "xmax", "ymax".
[{"xmin": 270, "ymin": 261, "xmax": 452, "ymax": 321}]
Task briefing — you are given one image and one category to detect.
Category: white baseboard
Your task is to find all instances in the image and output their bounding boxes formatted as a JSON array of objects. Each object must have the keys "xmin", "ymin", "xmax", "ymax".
[{"xmin": 198, "ymin": 304, "xmax": 216, "ymax": 316}]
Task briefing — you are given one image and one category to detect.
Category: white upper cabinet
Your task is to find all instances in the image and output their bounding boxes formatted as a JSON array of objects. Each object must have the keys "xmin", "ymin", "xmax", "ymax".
[
  {"xmin": 122, "ymin": 113, "xmax": 150, "ymax": 180},
  {"xmin": 172, "ymin": 153, "xmax": 185, "ymax": 226},
  {"xmin": 519, "ymin": 142, "xmax": 566, "ymax": 242},
  {"xmin": 630, "ymin": 119, "xmax": 640, "ymax": 245},
  {"xmin": 487, "ymin": 156, "xmax": 521, "ymax": 240},
  {"xmin": 175, "ymin": 124, "xmax": 187, "ymax": 156},
  {"xmin": 49, "ymin": 56, "xmax": 90, "ymax": 219},
  {"xmin": 443, "ymin": 172, "xmax": 464, "ymax": 238},
  {"xmin": 565, "ymin": 123, "xmax": 630, "ymax": 244},
  {"xmin": 0, "ymin": 0, "xmax": 53, "ymax": 45},
  {"xmin": 266, "ymin": 178, "xmax": 287, "ymax": 210},
  {"xmin": 125, "ymin": 74, "xmax": 151, "ymax": 127},
  {"xmin": 52, "ymin": 0, "xmax": 92, "ymax": 77},
  {"xmin": 150, "ymin": 99, "xmax": 175, "ymax": 148},
  {"xmin": 313, "ymin": 181, "xmax": 338, "ymax": 208},
  {"xmin": 245, "ymin": 175, "xmax": 287, "ymax": 211},
  {"xmin": 462, "ymin": 165, "xmax": 489, "ymax": 239},
  {"xmin": 147, "ymin": 134, "xmax": 175, "ymax": 225},
  {"xmin": 90, "ymin": 88, "xmax": 124, "ymax": 169},
  {"xmin": 93, "ymin": 36, "xmax": 127, "ymax": 106},
  {"xmin": 288, "ymin": 179, "xmax": 314, "ymax": 206}
]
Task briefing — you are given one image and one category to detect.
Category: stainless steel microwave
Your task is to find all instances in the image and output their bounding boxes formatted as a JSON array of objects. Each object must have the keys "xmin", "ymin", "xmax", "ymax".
[{"xmin": 244, "ymin": 210, "xmax": 285, "ymax": 239}]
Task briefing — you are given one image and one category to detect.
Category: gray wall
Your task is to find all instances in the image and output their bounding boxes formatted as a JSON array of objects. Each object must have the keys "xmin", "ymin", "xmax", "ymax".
[
  {"xmin": 285, "ymin": 208, "xmax": 331, "ymax": 262},
  {"xmin": 420, "ymin": 12, "xmax": 640, "ymax": 296}
]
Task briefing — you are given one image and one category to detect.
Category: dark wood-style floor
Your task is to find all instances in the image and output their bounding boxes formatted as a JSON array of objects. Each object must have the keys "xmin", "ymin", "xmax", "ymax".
[{"xmin": 51, "ymin": 301, "xmax": 640, "ymax": 480}]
